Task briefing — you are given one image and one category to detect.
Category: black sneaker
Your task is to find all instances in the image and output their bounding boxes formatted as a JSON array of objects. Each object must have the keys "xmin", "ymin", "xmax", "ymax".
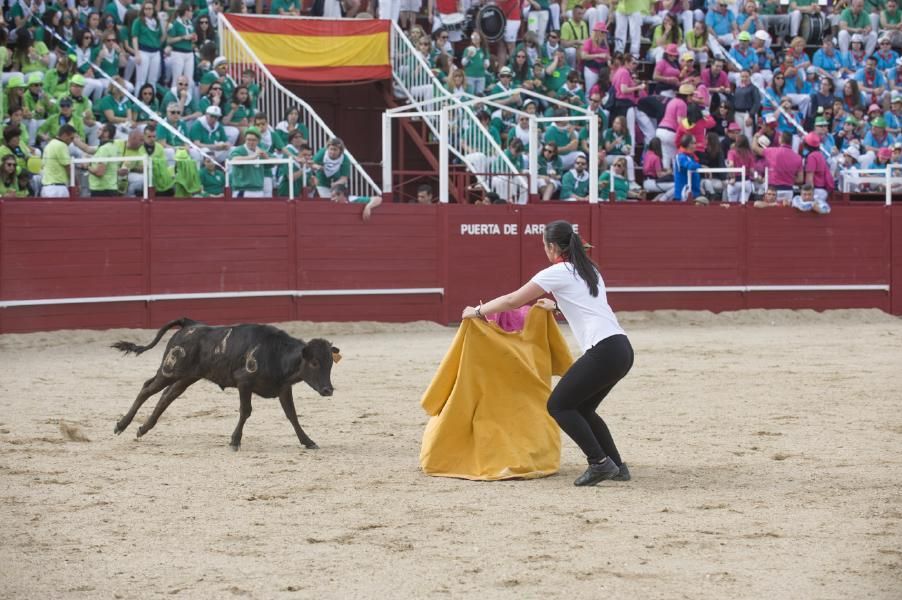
[
  {"xmin": 573, "ymin": 457, "xmax": 620, "ymax": 487},
  {"xmin": 612, "ymin": 462, "xmax": 631, "ymax": 481}
]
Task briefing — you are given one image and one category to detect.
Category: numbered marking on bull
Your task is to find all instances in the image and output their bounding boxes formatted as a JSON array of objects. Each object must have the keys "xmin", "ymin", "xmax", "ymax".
[
  {"xmin": 161, "ymin": 346, "xmax": 186, "ymax": 377},
  {"xmin": 183, "ymin": 327, "xmax": 198, "ymax": 337},
  {"xmin": 245, "ymin": 344, "xmax": 260, "ymax": 374},
  {"xmin": 215, "ymin": 328, "xmax": 232, "ymax": 354}
]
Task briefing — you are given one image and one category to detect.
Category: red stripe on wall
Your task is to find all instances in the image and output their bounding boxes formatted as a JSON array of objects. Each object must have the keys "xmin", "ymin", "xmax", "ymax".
[
  {"xmin": 267, "ymin": 64, "xmax": 391, "ymax": 83},
  {"xmin": 226, "ymin": 14, "xmax": 389, "ymax": 37}
]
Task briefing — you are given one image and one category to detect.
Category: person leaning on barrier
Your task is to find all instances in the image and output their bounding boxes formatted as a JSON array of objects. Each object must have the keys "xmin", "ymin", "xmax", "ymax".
[
  {"xmin": 40, "ymin": 124, "xmax": 77, "ymax": 198},
  {"xmin": 228, "ymin": 126, "xmax": 268, "ymax": 198},
  {"xmin": 416, "ymin": 184, "xmax": 436, "ymax": 204},
  {"xmin": 329, "ymin": 182, "xmax": 382, "ymax": 221},
  {"xmin": 276, "ymin": 136, "xmax": 314, "ymax": 198},
  {"xmin": 312, "ymin": 137, "xmax": 351, "ymax": 199},
  {"xmin": 87, "ymin": 123, "xmax": 122, "ymax": 197}
]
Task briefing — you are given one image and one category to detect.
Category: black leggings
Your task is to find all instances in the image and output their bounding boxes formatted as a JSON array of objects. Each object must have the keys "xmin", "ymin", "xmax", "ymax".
[{"xmin": 547, "ymin": 334, "xmax": 634, "ymax": 465}]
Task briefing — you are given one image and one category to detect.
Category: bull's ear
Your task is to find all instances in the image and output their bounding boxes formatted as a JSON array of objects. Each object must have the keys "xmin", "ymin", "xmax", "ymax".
[{"xmin": 331, "ymin": 347, "xmax": 342, "ymax": 364}]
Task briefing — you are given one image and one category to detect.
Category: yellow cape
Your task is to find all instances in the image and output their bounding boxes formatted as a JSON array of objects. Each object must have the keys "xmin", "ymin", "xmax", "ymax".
[{"xmin": 419, "ymin": 306, "xmax": 574, "ymax": 481}]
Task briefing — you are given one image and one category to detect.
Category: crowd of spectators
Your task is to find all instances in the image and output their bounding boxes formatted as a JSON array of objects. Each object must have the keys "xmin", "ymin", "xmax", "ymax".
[
  {"xmin": 0, "ymin": 0, "xmax": 371, "ymax": 201},
  {"xmin": 405, "ymin": 0, "xmax": 902, "ymax": 206},
  {"xmin": 2, "ymin": 0, "xmax": 901, "ymax": 206}
]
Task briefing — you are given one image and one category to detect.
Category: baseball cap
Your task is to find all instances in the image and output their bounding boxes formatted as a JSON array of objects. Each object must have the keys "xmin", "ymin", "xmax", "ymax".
[
  {"xmin": 6, "ymin": 75, "xmax": 25, "ymax": 89},
  {"xmin": 765, "ymin": 113, "xmax": 778, "ymax": 123},
  {"xmin": 868, "ymin": 103, "xmax": 882, "ymax": 113},
  {"xmin": 727, "ymin": 122, "xmax": 741, "ymax": 132},
  {"xmin": 845, "ymin": 116, "xmax": 860, "ymax": 126},
  {"xmin": 678, "ymin": 83, "xmax": 696, "ymax": 95},
  {"xmin": 244, "ymin": 126, "xmax": 261, "ymax": 138},
  {"xmin": 681, "ymin": 51, "xmax": 695, "ymax": 62},
  {"xmin": 738, "ymin": 31, "xmax": 751, "ymax": 42},
  {"xmin": 70, "ymin": 74, "xmax": 86, "ymax": 87},
  {"xmin": 593, "ymin": 21, "xmax": 607, "ymax": 32},
  {"xmin": 499, "ymin": 66, "xmax": 513, "ymax": 76},
  {"xmin": 851, "ymin": 33, "xmax": 864, "ymax": 43},
  {"xmin": 892, "ymin": 92, "xmax": 902, "ymax": 103},
  {"xmin": 27, "ymin": 72, "xmax": 43, "ymax": 86},
  {"xmin": 665, "ymin": 43, "xmax": 679, "ymax": 56},
  {"xmin": 205, "ymin": 105, "xmax": 222, "ymax": 117},
  {"xmin": 878, "ymin": 147, "xmax": 893, "ymax": 160},
  {"xmin": 757, "ymin": 135, "xmax": 771, "ymax": 148},
  {"xmin": 843, "ymin": 145, "xmax": 860, "ymax": 159},
  {"xmin": 754, "ymin": 30, "xmax": 770, "ymax": 42},
  {"xmin": 814, "ymin": 117, "xmax": 829, "ymax": 127},
  {"xmin": 872, "ymin": 116, "xmax": 887, "ymax": 128},
  {"xmin": 213, "ymin": 56, "xmax": 228, "ymax": 68}
]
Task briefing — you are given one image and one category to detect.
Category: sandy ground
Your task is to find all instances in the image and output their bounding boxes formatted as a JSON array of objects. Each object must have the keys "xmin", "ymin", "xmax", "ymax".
[{"xmin": 1, "ymin": 309, "xmax": 901, "ymax": 599}]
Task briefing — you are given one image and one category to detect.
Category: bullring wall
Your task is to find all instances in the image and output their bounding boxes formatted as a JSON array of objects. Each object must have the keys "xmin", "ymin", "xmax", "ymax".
[{"xmin": 0, "ymin": 199, "xmax": 898, "ymax": 333}]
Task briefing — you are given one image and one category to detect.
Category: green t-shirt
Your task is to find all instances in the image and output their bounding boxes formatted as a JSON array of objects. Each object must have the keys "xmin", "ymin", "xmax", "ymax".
[
  {"xmin": 104, "ymin": 1, "xmax": 124, "ymax": 24},
  {"xmin": 544, "ymin": 65, "xmax": 571, "ymax": 93},
  {"xmin": 24, "ymin": 91, "xmax": 52, "ymax": 119},
  {"xmin": 201, "ymin": 168, "xmax": 225, "ymax": 195},
  {"xmin": 543, "ymin": 124, "xmax": 574, "ymax": 148},
  {"xmin": 599, "ymin": 172, "xmax": 629, "ymax": 201},
  {"xmin": 97, "ymin": 94, "xmax": 130, "ymax": 122},
  {"xmin": 42, "ymin": 138, "xmax": 71, "ymax": 185},
  {"xmin": 156, "ymin": 120, "xmax": 191, "ymax": 147},
  {"xmin": 91, "ymin": 45, "xmax": 122, "ymax": 77},
  {"xmin": 167, "ymin": 18, "xmax": 194, "ymax": 52},
  {"xmin": 560, "ymin": 170, "xmax": 589, "ymax": 199},
  {"xmin": 883, "ymin": 8, "xmax": 901, "ymax": 24},
  {"xmin": 21, "ymin": 42, "xmax": 49, "ymax": 74},
  {"xmin": 537, "ymin": 153, "xmax": 563, "ymax": 176},
  {"xmin": 616, "ymin": 0, "xmax": 650, "ymax": 15},
  {"xmin": 88, "ymin": 141, "xmax": 120, "ymax": 192},
  {"xmin": 462, "ymin": 46, "xmax": 488, "ymax": 78},
  {"xmin": 840, "ymin": 7, "xmax": 871, "ymax": 29},
  {"xmin": 189, "ymin": 119, "xmax": 227, "ymax": 144},
  {"xmin": 561, "ymin": 19, "xmax": 589, "ymax": 41},
  {"xmin": 271, "ymin": 0, "xmax": 301, "ymax": 13},
  {"xmin": 132, "ymin": 18, "xmax": 164, "ymax": 50},
  {"xmin": 312, "ymin": 147, "xmax": 350, "ymax": 187},
  {"xmin": 38, "ymin": 114, "xmax": 86, "ymax": 140},
  {"xmin": 228, "ymin": 145, "xmax": 265, "ymax": 191},
  {"xmin": 603, "ymin": 128, "xmax": 632, "ymax": 155},
  {"xmin": 142, "ymin": 143, "xmax": 175, "ymax": 192},
  {"xmin": 276, "ymin": 146, "xmax": 313, "ymax": 197}
]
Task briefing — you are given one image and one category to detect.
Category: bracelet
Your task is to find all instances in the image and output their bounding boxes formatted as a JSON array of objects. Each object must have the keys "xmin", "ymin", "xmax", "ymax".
[
  {"xmin": 553, "ymin": 301, "xmax": 559, "ymax": 312},
  {"xmin": 475, "ymin": 304, "xmax": 484, "ymax": 319}
]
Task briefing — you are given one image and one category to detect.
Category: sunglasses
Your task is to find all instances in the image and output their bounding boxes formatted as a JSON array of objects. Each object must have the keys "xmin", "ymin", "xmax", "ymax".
[
  {"xmin": 211, "ymin": 87, "xmax": 222, "ymax": 91},
  {"xmin": 4, "ymin": 162, "xmax": 15, "ymax": 167},
  {"xmin": 543, "ymin": 148, "xmax": 554, "ymax": 153},
  {"xmin": 168, "ymin": 110, "xmax": 181, "ymax": 114},
  {"xmin": 575, "ymin": 161, "xmax": 587, "ymax": 166},
  {"xmin": 178, "ymin": 82, "xmax": 188, "ymax": 86}
]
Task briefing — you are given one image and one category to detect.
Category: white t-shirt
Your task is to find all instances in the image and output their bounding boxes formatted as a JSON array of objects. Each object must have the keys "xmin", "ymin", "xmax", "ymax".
[{"xmin": 531, "ymin": 262, "xmax": 625, "ymax": 353}]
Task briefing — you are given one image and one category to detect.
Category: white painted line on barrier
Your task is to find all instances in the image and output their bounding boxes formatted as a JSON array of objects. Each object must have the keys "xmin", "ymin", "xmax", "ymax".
[{"xmin": 0, "ymin": 288, "xmax": 446, "ymax": 308}]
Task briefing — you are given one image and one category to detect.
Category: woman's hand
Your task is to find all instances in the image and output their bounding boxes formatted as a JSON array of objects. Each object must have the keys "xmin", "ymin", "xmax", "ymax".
[
  {"xmin": 461, "ymin": 306, "xmax": 482, "ymax": 320},
  {"xmin": 535, "ymin": 298, "xmax": 556, "ymax": 311}
]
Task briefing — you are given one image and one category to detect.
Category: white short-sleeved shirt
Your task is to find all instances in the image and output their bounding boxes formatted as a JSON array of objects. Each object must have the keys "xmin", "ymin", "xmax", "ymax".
[{"xmin": 531, "ymin": 262, "xmax": 625, "ymax": 352}]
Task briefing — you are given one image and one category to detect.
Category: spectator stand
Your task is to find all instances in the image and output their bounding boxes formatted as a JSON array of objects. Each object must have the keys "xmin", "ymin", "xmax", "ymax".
[
  {"xmin": 841, "ymin": 165, "xmax": 902, "ymax": 204},
  {"xmin": 219, "ymin": 14, "xmax": 381, "ymax": 198},
  {"xmin": 23, "ymin": 6, "xmax": 219, "ymax": 171}
]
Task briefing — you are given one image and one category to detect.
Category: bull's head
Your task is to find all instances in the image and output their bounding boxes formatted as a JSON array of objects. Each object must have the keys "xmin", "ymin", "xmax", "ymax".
[{"xmin": 300, "ymin": 339, "xmax": 340, "ymax": 397}]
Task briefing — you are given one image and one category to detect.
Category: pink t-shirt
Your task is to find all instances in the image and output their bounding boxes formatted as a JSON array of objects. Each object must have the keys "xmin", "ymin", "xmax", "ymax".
[
  {"xmin": 804, "ymin": 150, "xmax": 834, "ymax": 191},
  {"xmin": 643, "ymin": 151, "xmax": 664, "ymax": 177},
  {"xmin": 611, "ymin": 67, "xmax": 638, "ymax": 101},
  {"xmin": 763, "ymin": 145, "xmax": 803, "ymax": 187},
  {"xmin": 727, "ymin": 148, "xmax": 756, "ymax": 175},
  {"xmin": 701, "ymin": 68, "xmax": 729, "ymax": 90},
  {"xmin": 659, "ymin": 97, "xmax": 687, "ymax": 131},
  {"xmin": 654, "ymin": 59, "xmax": 680, "ymax": 83},
  {"xmin": 581, "ymin": 38, "xmax": 610, "ymax": 72}
]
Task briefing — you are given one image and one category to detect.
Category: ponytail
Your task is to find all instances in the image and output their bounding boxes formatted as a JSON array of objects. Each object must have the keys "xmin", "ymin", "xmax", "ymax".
[{"xmin": 544, "ymin": 220, "xmax": 600, "ymax": 297}]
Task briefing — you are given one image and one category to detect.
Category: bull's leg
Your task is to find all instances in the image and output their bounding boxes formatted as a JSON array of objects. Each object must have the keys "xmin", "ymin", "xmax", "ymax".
[
  {"xmin": 115, "ymin": 373, "xmax": 174, "ymax": 435},
  {"xmin": 278, "ymin": 389, "xmax": 318, "ymax": 449},
  {"xmin": 136, "ymin": 377, "xmax": 198, "ymax": 438},
  {"xmin": 229, "ymin": 387, "xmax": 253, "ymax": 451}
]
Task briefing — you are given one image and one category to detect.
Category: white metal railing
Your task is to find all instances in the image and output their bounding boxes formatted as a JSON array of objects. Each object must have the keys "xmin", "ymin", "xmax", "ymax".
[
  {"xmin": 70, "ymin": 155, "xmax": 149, "ymax": 199},
  {"xmin": 695, "ymin": 167, "xmax": 748, "ymax": 203},
  {"xmin": 224, "ymin": 157, "xmax": 295, "ymax": 198},
  {"xmin": 840, "ymin": 166, "xmax": 901, "ymax": 205},
  {"xmin": 219, "ymin": 15, "xmax": 380, "ymax": 198},
  {"xmin": 389, "ymin": 23, "xmax": 523, "ymax": 199}
]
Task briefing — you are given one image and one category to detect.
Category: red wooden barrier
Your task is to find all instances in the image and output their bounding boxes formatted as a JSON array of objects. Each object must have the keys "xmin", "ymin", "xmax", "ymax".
[{"xmin": 0, "ymin": 199, "xmax": 899, "ymax": 333}]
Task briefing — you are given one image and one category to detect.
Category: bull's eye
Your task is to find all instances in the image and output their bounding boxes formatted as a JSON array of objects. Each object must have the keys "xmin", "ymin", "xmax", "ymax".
[{"xmin": 310, "ymin": 359, "xmax": 319, "ymax": 369}]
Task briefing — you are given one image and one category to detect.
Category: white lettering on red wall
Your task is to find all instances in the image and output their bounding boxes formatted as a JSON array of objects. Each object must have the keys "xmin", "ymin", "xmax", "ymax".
[
  {"xmin": 523, "ymin": 223, "xmax": 580, "ymax": 235},
  {"xmin": 459, "ymin": 223, "xmax": 580, "ymax": 236}
]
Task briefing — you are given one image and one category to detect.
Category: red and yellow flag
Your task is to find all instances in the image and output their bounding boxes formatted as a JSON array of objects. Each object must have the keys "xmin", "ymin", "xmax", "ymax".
[{"xmin": 226, "ymin": 16, "xmax": 391, "ymax": 83}]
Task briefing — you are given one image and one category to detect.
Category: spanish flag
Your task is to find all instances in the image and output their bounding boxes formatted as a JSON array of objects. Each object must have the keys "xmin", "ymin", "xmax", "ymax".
[{"xmin": 226, "ymin": 16, "xmax": 391, "ymax": 83}]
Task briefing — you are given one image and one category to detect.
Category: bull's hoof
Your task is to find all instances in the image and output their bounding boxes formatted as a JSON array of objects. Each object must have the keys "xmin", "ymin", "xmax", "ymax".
[
  {"xmin": 304, "ymin": 442, "xmax": 319, "ymax": 450},
  {"xmin": 229, "ymin": 444, "xmax": 240, "ymax": 452},
  {"xmin": 135, "ymin": 428, "xmax": 145, "ymax": 439},
  {"xmin": 114, "ymin": 424, "xmax": 123, "ymax": 435}
]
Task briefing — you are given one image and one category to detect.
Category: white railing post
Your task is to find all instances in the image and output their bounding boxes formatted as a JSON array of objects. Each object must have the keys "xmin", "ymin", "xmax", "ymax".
[
  {"xmin": 439, "ymin": 108, "xmax": 449, "ymax": 204},
  {"xmin": 382, "ymin": 112, "xmax": 392, "ymax": 195},
  {"xmin": 528, "ymin": 115, "xmax": 538, "ymax": 196},
  {"xmin": 740, "ymin": 166, "xmax": 747, "ymax": 205},
  {"xmin": 142, "ymin": 157, "xmax": 149, "ymax": 200},
  {"xmin": 886, "ymin": 165, "xmax": 892, "ymax": 206},
  {"xmin": 225, "ymin": 159, "xmax": 231, "ymax": 192},
  {"xmin": 288, "ymin": 160, "xmax": 295, "ymax": 200},
  {"xmin": 589, "ymin": 113, "xmax": 599, "ymax": 204}
]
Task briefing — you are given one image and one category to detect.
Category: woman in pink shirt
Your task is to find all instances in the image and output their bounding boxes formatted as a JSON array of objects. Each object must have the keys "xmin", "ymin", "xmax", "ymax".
[
  {"xmin": 581, "ymin": 21, "xmax": 611, "ymax": 100},
  {"xmin": 609, "ymin": 54, "xmax": 646, "ymax": 149},
  {"xmin": 655, "ymin": 82, "xmax": 694, "ymax": 169},
  {"xmin": 653, "ymin": 44, "xmax": 682, "ymax": 97},
  {"xmin": 642, "ymin": 137, "xmax": 675, "ymax": 199},
  {"xmin": 726, "ymin": 134, "xmax": 758, "ymax": 202}
]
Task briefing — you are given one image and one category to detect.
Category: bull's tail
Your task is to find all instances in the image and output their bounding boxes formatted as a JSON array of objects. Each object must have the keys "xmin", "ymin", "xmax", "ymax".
[{"xmin": 112, "ymin": 318, "xmax": 196, "ymax": 356}]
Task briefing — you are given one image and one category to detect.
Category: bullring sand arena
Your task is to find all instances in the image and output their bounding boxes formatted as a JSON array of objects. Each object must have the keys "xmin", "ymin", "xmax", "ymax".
[{"xmin": 1, "ymin": 309, "xmax": 901, "ymax": 599}]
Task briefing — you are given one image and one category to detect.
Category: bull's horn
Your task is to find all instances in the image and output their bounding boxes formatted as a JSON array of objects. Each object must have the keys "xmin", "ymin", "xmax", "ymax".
[{"xmin": 332, "ymin": 351, "xmax": 342, "ymax": 364}]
